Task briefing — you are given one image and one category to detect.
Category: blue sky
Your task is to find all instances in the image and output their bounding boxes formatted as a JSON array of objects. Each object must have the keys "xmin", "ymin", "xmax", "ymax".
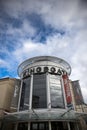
[{"xmin": 0, "ymin": 0, "xmax": 87, "ymax": 102}]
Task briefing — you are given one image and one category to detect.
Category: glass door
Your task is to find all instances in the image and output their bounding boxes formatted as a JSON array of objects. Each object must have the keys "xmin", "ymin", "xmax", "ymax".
[
  {"xmin": 51, "ymin": 122, "xmax": 67, "ymax": 130},
  {"xmin": 17, "ymin": 123, "xmax": 28, "ymax": 130},
  {"xmin": 30, "ymin": 122, "xmax": 49, "ymax": 130}
]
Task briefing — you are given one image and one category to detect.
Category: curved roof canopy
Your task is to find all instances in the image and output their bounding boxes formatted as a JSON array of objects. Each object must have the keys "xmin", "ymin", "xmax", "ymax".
[{"xmin": 18, "ymin": 56, "xmax": 71, "ymax": 77}]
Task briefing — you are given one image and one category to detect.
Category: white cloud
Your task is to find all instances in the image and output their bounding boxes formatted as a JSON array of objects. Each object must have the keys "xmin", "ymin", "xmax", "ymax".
[
  {"xmin": 13, "ymin": 33, "xmax": 71, "ymax": 62},
  {"xmin": 22, "ymin": 20, "xmax": 36, "ymax": 36},
  {"xmin": 0, "ymin": 59, "xmax": 7, "ymax": 67},
  {"xmin": 6, "ymin": 19, "xmax": 36, "ymax": 37},
  {"xmin": 2, "ymin": 0, "xmax": 87, "ymax": 30},
  {"xmin": 1, "ymin": 0, "xmax": 87, "ymax": 103}
]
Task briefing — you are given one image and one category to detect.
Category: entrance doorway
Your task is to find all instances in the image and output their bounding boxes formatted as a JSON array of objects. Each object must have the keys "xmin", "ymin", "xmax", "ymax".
[{"xmin": 51, "ymin": 122, "xmax": 68, "ymax": 130}]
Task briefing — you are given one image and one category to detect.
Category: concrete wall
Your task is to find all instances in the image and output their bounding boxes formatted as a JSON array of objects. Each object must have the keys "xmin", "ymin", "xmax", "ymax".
[
  {"xmin": 0, "ymin": 78, "xmax": 20, "ymax": 118},
  {"xmin": 11, "ymin": 79, "xmax": 20, "ymax": 112}
]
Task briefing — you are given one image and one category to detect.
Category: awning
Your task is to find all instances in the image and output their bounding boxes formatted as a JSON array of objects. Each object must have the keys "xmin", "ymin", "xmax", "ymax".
[{"xmin": 2, "ymin": 108, "xmax": 84, "ymax": 122}]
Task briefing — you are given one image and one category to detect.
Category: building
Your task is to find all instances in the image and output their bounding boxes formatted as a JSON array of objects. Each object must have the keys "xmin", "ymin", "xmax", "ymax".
[
  {"xmin": 0, "ymin": 77, "xmax": 20, "ymax": 129},
  {"xmin": 0, "ymin": 77, "xmax": 20, "ymax": 115},
  {"xmin": 0, "ymin": 56, "xmax": 87, "ymax": 130}
]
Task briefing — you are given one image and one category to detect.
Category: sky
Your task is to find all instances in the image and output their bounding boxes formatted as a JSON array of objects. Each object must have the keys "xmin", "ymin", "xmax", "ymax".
[{"xmin": 0, "ymin": 0, "xmax": 87, "ymax": 102}]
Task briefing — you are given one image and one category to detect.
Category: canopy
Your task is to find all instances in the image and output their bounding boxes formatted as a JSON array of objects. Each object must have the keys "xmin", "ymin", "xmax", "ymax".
[{"xmin": 2, "ymin": 109, "xmax": 85, "ymax": 122}]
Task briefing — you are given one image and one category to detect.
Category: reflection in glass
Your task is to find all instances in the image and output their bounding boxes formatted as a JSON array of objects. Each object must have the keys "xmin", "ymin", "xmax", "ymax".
[
  {"xmin": 32, "ymin": 123, "xmax": 38, "ymax": 130},
  {"xmin": 39, "ymin": 123, "xmax": 44, "ymax": 129},
  {"xmin": 18, "ymin": 123, "xmax": 28, "ymax": 130},
  {"xmin": 32, "ymin": 74, "xmax": 47, "ymax": 108},
  {"xmin": 20, "ymin": 77, "xmax": 31, "ymax": 110},
  {"xmin": 51, "ymin": 122, "xmax": 65, "ymax": 130},
  {"xmin": 49, "ymin": 75, "xmax": 65, "ymax": 108},
  {"xmin": 30, "ymin": 122, "xmax": 49, "ymax": 130}
]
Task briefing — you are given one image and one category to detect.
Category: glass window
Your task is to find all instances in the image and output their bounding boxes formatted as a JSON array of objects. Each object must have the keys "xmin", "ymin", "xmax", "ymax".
[
  {"xmin": 32, "ymin": 74, "xmax": 47, "ymax": 108},
  {"xmin": 49, "ymin": 75, "xmax": 65, "ymax": 108},
  {"xmin": 30, "ymin": 122, "xmax": 49, "ymax": 130},
  {"xmin": 39, "ymin": 123, "xmax": 44, "ymax": 129},
  {"xmin": 70, "ymin": 122, "xmax": 78, "ymax": 130},
  {"xmin": 51, "ymin": 122, "xmax": 65, "ymax": 130},
  {"xmin": 17, "ymin": 123, "xmax": 28, "ymax": 130},
  {"xmin": 32, "ymin": 123, "xmax": 38, "ymax": 130},
  {"xmin": 20, "ymin": 77, "xmax": 31, "ymax": 110}
]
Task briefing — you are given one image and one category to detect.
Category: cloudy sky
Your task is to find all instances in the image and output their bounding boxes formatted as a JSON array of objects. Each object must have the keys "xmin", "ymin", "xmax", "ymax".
[{"xmin": 0, "ymin": 0, "xmax": 87, "ymax": 102}]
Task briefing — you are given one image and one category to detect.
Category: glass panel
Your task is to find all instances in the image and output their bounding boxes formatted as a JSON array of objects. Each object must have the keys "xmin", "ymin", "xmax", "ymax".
[
  {"xmin": 20, "ymin": 77, "xmax": 31, "ymax": 110},
  {"xmin": 32, "ymin": 123, "xmax": 38, "ymax": 130},
  {"xmin": 30, "ymin": 122, "xmax": 49, "ymax": 130},
  {"xmin": 70, "ymin": 122, "xmax": 78, "ymax": 130},
  {"xmin": 32, "ymin": 74, "xmax": 47, "ymax": 108},
  {"xmin": 49, "ymin": 75, "xmax": 65, "ymax": 108},
  {"xmin": 1, "ymin": 123, "xmax": 15, "ymax": 130},
  {"xmin": 17, "ymin": 123, "xmax": 28, "ymax": 130},
  {"xmin": 51, "ymin": 122, "xmax": 68, "ymax": 130},
  {"xmin": 39, "ymin": 123, "xmax": 44, "ymax": 130},
  {"xmin": 63, "ymin": 122, "xmax": 68, "ymax": 130}
]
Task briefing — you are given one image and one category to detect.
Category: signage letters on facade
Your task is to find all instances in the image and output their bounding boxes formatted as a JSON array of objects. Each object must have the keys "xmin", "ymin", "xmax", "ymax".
[{"xmin": 23, "ymin": 66, "xmax": 66, "ymax": 78}]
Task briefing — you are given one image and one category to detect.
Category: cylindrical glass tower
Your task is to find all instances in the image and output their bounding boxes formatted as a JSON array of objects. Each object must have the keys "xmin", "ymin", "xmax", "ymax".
[
  {"xmin": 18, "ymin": 56, "xmax": 71, "ymax": 111},
  {"xmin": 16, "ymin": 56, "xmax": 79, "ymax": 130}
]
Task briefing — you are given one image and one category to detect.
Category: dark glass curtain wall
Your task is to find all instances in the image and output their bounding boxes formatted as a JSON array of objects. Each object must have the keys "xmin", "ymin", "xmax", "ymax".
[
  {"xmin": 49, "ymin": 75, "xmax": 65, "ymax": 108},
  {"xmin": 32, "ymin": 74, "xmax": 47, "ymax": 108},
  {"xmin": 20, "ymin": 77, "xmax": 31, "ymax": 110},
  {"xmin": 19, "ymin": 73, "xmax": 65, "ymax": 110}
]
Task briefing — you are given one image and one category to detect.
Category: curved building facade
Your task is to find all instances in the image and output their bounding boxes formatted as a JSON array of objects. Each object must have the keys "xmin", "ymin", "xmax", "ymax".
[
  {"xmin": 18, "ymin": 56, "xmax": 72, "ymax": 111},
  {"xmin": 2, "ymin": 56, "xmax": 82, "ymax": 130}
]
